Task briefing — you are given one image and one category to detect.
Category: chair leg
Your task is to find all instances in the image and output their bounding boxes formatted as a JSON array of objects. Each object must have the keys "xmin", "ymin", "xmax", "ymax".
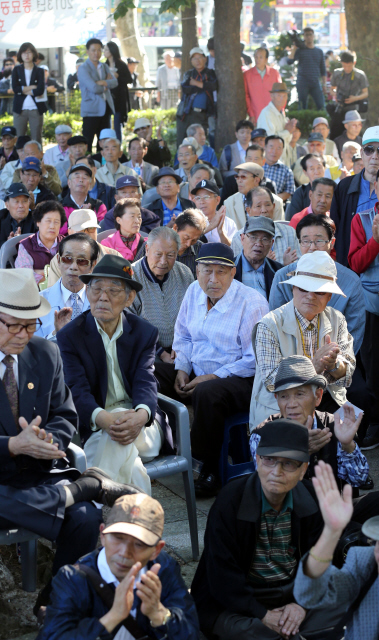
[
  {"xmin": 20, "ymin": 539, "xmax": 37, "ymax": 592},
  {"xmin": 182, "ymin": 469, "xmax": 200, "ymax": 561}
]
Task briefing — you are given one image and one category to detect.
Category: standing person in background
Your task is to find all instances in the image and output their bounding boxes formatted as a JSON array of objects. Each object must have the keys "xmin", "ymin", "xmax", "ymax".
[
  {"xmin": 12, "ymin": 42, "xmax": 46, "ymax": 144},
  {"xmin": 206, "ymin": 37, "xmax": 217, "ymax": 149},
  {"xmin": 103, "ymin": 42, "xmax": 132, "ymax": 143},
  {"xmin": 257, "ymin": 83, "xmax": 297, "ymax": 168},
  {"xmin": 174, "ymin": 52, "xmax": 182, "ymax": 71},
  {"xmin": 156, "ymin": 50, "xmax": 180, "ymax": 110},
  {"xmin": 333, "ymin": 110, "xmax": 363, "ymax": 159},
  {"xmin": 0, "ymin": 58, "xmax": 15, "ymax": 116},
  {"xmin": 244, "ymin": 47, "xmax": 282, "ymax": 126},
  {"xmin": 329, "ymin": 51, "xmax": 368, "ymax": 140},
  {"xmin": 127, "ymin": 57, "xmax": 143, "ymax": 111},
  {"xmin": 77, "ymin": 39, "xmax": 118, "ymax": 153},
  {"xmin": 40, "ymin": 66, "xmax": 65, "ymax": 114},
  {"xmin": 287, "ymin": 27, "xmax": 326, "ymax": 110},
  {"xmin": 134, "ymin": 117, "xmax": 171, "ymax": 168},
  {"xmin": 67, "ymin": 59, "xmax": 84, "ymax": 91}
]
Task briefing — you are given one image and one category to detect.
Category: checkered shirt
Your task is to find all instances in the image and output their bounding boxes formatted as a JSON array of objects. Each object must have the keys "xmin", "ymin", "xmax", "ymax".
[{"xmin": 263, "ymin": 161, "xmax": 295, "ymax": 195}]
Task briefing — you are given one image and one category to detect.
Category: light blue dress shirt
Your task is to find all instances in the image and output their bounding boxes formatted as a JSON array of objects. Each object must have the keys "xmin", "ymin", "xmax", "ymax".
[{"xmin": 241, "ymin": 253, "xmax": 267, "ymax": 297}]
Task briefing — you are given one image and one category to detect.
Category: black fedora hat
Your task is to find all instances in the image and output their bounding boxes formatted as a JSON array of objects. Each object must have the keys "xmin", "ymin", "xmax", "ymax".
[
  {"xmin": 152, "ymin": 166, "xmax": 182, "ymax": 187},
  {"xmin": 79, "ymin": 255, "xmax": 143, "ymax": 292}
]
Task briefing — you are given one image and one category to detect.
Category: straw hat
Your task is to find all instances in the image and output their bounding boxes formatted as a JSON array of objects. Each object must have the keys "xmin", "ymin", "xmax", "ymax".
[
  {"xmin": 280, "ymin": 251, "xmax": 346, "ymax": 297},
  {"xmin": 0, "ymin": 269, "xmax": 51, "ymax": 319}
]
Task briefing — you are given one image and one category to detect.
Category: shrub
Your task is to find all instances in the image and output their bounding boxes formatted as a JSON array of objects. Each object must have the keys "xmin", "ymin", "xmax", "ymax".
[{"xmin": 287, "ymin": 108, "xmax": 329, "ymax": 137}]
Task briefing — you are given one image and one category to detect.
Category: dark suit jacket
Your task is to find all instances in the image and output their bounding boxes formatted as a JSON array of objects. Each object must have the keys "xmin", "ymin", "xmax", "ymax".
[
  {"xmin": 149, "ymin": 196, "xmax": 193, "ymax": 226},
  {"xmin": 234, "ymin": 253, "xmax": 283, "ymax": 301},
  {"xmin": 0, "ymin": 208, "xmax": 36, "ymax": 248},
  {"xmin": 330, "ymin": 170, "xmax": 362, "ymax": 267},
  {"xmin": 0, "ymin": 338, "xmax": 78, "ymax": 488},
  {"xmin": 11, "ymin": 64, "xmax": 47, "ymax": 115},
  {"xmin": 57, "ymin": 310, "xmax": 160, "ymax": 444}
]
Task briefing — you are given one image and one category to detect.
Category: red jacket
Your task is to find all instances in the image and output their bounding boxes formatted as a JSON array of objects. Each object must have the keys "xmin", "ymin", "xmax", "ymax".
[
  {"xmin": 290, "ymin": 207, "xmax": 309, "ymax": 230},
  {"xmin": 244, "ymin": 66, "xmax": 282, "ymax": 122},
  {"xmin": 348, "ymin": 206, "xmax": 379, "ymax": 274}
]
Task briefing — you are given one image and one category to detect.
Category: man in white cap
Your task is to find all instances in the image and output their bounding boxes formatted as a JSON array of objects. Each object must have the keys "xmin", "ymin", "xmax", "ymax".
[
  {"xmin": 47, "ymin": 209, "xmax": 122, "ymax": 287},
  {"xmin": 39, "ymin": 494, "xmax": 199, "ymax": 640},
  {"xmin": 250, "ymin": 251, "xmax": 356, "ymax": 428},
  {"xmin": 176, "ymin": 47, "xmax": 217, "ymax": 147},
  {"xmin": 91, "ymin": 128, "xmax": 128, "ymax": 166},
  {"xmin": 0, "ymin": 268, "xmax": 141, "ymax": 616},
  {"xmin": 311, "ymin": 116, "xmax": 340, "ymax": 161},
  {"xmin": 43, "ymin": 124, "xmax": 72, "ymax": 167},
  {"xmin": 134, "ymin": 117, "xmax": 171, "ymax": 168},
  {"xmin": 257, "ymin": 83, "xmax": 298, "ymax": 168},
  {"xmin": 331, "ymin": 126, "xmax": 379, "ymax": 267},
  {"xmin": 334, "ymin": 109, "xmax": 364, "ymax": 159}
]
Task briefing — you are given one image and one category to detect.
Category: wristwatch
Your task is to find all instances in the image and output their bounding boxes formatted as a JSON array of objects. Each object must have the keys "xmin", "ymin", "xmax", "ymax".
[
  {"xmin": 150, "ymin": 608, "xmax": 172, "ymax": 627},
  {"xmin": 328, "ymin": 359, "xmax": 341, "ymax": 373}
]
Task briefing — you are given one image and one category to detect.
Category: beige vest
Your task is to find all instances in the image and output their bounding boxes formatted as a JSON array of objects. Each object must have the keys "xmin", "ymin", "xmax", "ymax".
[
  {"xmin": 249, "ymin": 300, "xmax": 348, "ymax": 429},
  {"xmin": 224, "ymin": 192, "xmax": 284, "ymax": 230}
]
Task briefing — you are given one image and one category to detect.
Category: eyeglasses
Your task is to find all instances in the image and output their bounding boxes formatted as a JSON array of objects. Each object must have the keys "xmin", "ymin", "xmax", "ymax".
[
  {"xmin": 245, "ymin": 234, "xmax": 272, "ymax": 245},
  {"xmin": 60, "ymin": 256, "xmax": 91, "ymax": 267},
  {"xmin": 259, "ymin": 455, "xmax": 303, "ymax": 472},
  {"xmin": 89, "ymin": 285, "xmax": 126, "ymax": 297},
  {"xmin": 193, "ymin": 195, "xmax": 215, "ymax": 202},
  {"xmin": 363, "ymin": 145, "xmax": 379, "ymax": 157},
  {"xmin": 300, "ymin": 239, "xmax": 329, "ymax": 248},
  {"xmin": 297, "ymin": 287, "xmax": 329, "ymax": 297},
  {"xmin": 0, "ymin": 317, "xmax": 42, "ymax": 334},
  {"xmin": 158, "ymin": 180, "xmax": 177, "ymax": 187}
]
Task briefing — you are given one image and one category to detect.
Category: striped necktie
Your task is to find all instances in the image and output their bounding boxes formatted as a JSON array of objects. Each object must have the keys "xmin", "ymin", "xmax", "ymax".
[{"xmin": 3, "ymin": 355, "xmax": 19, "ymax": 426}]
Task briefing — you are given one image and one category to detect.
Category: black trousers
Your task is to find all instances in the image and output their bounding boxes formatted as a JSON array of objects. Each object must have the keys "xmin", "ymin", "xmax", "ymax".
[
  {"xmin": 154, "ymin": 362, "xmax": 254, "ymax": 474},
  {"xmin": 176, "ymin": 110, "xmax": 208, "ymax": 147},
  {"xmin": 0, "ymin": 474, "xmax": 102, "ymax": 574},
  {"xmin": 360, "ymin": 310, "xmax": 379, "ymax": 426},
  {"xmin": 82, "ymin": 104, "xmax": 112, "ymax": 152}
]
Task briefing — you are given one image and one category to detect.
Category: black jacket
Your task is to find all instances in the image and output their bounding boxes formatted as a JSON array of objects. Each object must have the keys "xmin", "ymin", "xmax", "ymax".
[
  {"xmin": 191, "ymin": 472, "xmax": 323, "ymax": 635},
  {"xmin": 0, "ymin": 208, "xmax": 36, "ymax": 248},
  {"xmin": 286, "ymin": 183, "xmax": 311, "ymax": 221},
  {"xmin": 179, "ymin": 67, "xmax": 217, "ymax": 116},
  {"xmin": 12, "ymin": 64, "xmax": 47, "ymax": 115},
  {"xmin": 95, "ymin": 179, "xmax": 116, "ymax": 211},
  {"xmin": 330, "ymin": 170, "xmax": 362, "ymax": 267},
  {"xmin": 149, "ymin": 196, "xmax": 193, "ymax": 226},
  {"xmin": 35, "ymin": 184, "xmax": 57, "ymax": 206},
  {"xmin": 111, "ymin": 59, "xmax": 133, "ymax": 121},
  {"xmin": 234, "ymin": 254, "xmax": 283, "ymax": 301},
  {"xmin": 144, "ymin": 138, "xmax": 172, "ymax": 168}
]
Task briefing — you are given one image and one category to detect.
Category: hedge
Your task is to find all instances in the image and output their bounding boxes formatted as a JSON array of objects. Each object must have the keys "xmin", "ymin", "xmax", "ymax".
[
  {"xmin": 287, "ymin": 108, "xmax": 329, "ymax": 137},
  {"xmin": 0, "ymin": 112, "xmax": 83, "ymax": 143}
]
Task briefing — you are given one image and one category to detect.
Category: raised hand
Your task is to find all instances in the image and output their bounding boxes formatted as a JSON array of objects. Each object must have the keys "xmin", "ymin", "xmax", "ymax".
[
  {"xmin": 334, "ymin": 403, "xmax": 362, "ymax": 449},
  {"xmin": 312, "ymin": 461, "xmax": 353, "ymax": 533}
]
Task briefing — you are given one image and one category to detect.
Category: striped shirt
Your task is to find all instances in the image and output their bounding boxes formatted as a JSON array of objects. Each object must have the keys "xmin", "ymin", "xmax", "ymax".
[
  {"xmin": 249, "ymin": 490, "xmax": 297, "ymax": 585},
  {"xmin": 130, "ymin": 256, "xmax": 194, "ymax": 350},
  {"xmin": 231, "ymin": 221, "xmax": 301, "ymax": 265}
]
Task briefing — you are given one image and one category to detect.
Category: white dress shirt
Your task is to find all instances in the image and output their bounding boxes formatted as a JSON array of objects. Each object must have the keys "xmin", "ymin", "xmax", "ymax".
[
  {"xmin": 0, "ymin": 352, "xmax": 18, "ymax": 386},
  {"xmin": 23, "ymin": 67, "xmax": 35, "ymax": 110}
]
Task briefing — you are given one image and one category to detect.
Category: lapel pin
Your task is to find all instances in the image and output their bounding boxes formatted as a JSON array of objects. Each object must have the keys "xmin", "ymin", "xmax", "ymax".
[{"xmin": 27, "ymin": 383, "xmax": 34, "ymax": 389}]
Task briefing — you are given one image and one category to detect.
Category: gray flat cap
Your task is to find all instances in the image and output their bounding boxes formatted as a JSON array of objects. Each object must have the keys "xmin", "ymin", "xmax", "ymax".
[{"xmin": 244, "ymin": 215, "xmax": 275, "ymax": 236}]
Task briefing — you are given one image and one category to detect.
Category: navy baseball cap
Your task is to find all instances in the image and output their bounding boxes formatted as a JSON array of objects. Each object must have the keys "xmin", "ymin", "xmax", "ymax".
[
  {"xmin": 116, "ymin": 175, "xmax": 140, "ymax": 189},
  {"xmin": 1, "ymin": 125, "xmax": 17, "ymax": 137},
  {"xmin": 196, "ymin": 242, "xmax": 235, "ymax": 267},
  {"xmin": 22, "ymin": 157, "xmax": 42, "ymax": 173},
  {"xmin": 67, "ymin": 135, "xmax": 88, "ymax": 146},
  {"xmin": 251, "ymin": 128, "xmax": 267, "ymax": 140},
  {"xmin": 5, "ymin": 183, "xmax": 30, "ymax": 199},
  {"xmin": 191, "ymin": 179, "xmax": 220, "ymax": 196},
  {"xmin": 69, "ymin": 163, "xmax": 92, "ymax": 178},
  {"xmin": 152, "ymin": 166, "xmax": 182, "ymax": 186},
  {"xmin": 308, "ymin": 132, "xmax": 324, "ymax": 143}
]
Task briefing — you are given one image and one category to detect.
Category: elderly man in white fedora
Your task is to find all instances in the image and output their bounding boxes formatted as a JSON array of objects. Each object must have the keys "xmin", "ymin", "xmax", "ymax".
[
  {"xmin": 0, "ymin": 268, "xmax": 141, "ymax": 616},
  {"xmin": 250, "ymin": 251, "xmax": 356, "ymax": 428},
  {"xmin": 43, "ymin": 124, "xmax": 72, "ymax": 167},
  {"xmin": 224, "ymin": 161, "xmax": 284, "ymax": 229}
]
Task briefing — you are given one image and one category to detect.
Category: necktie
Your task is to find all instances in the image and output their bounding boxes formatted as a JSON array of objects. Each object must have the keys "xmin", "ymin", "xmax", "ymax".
[
  {"xmin": 71, "ymin": 293, "xmax": 80, "ymax": 320},
  {"xmin": 3, "ymin": 355, "xmax": 19, "ymax": 426}
]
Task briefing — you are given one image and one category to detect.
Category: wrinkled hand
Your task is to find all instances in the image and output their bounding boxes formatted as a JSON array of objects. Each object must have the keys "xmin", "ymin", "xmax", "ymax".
[
  {"xmin": 174, "ymin": 370, "xmax": 190, "ymax": 398},
  {"xmin": 160, "ymin": 349, "xmax": 176, "ymax": 364},
  {"xmin": 339, "ymin": 166, "xmax": 350, "ymax": 181},
  {"xmin": 276, "ymin": 603, "xmax": 306, "ymax": 638},
  {"xmin": 312, "ymin": 461, "xmax": 353, "ymax": 533},
  {"xmin": 285, "ymin": 118, "xmax": 297, "ymax": 134},
  {"xmin": 136, "ymin": 564, "xmax": 166, "ymax": 624},
  {"xmin": 306, "ymin": 415, "xmax": 332, "ymax": 454},
  {"xmin": 372, "ymin": 214, "xmax": 379, "ymax": 244},
  {"xmin": 182, "ymin": 374, "xmax": 218, "ymax": 396},
  {"xmin": 282, "ymin": 247, "xmax": 298, "ymax": 266},
  {"xmin": 109, "ymin": 409, "xmax": 148, "ymax": 445},
  {"xmin": 7, "ymin": 226, "xmax": 21, "ymax": 240},
  {"xmin": 334, "ymin": 403, "xmax": 363, "ymax": 446},
  {"xmin": 312, "ymin": 335, "xmax": 340, "ymax": 374},
  {"xmin": 54, "ymin": 307, "xmax": 73, "ymax": 333},
  {"xmin": 47, "ymin": 85, "xmax": 57, "ymax": 93},
  {"xmin": 8, "ymin": 416, "xmax": 66, "ymax": 460},
  {"xmin": 262, "ymin": 609, "xmax": 284, "ymax": 636},
  {"xmin": 100, "ymin": 562, "xmax": 140, "ymax": 632},
  {"xmin": 166, "ymin": 214, "xmax": 177, "ymax": 228},
  {"xmin": 0, "ymin": 157, "xmax": 6, "ymax": 170}
]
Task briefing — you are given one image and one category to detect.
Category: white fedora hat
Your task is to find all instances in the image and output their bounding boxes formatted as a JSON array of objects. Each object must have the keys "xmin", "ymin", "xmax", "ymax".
[
  {"xmin": 280, "ymin": 251, "xmax": 346, "ymax": 297},
  {"xmin": 0, "ymin": 269, "xmax": 51, "ymax": 319}
]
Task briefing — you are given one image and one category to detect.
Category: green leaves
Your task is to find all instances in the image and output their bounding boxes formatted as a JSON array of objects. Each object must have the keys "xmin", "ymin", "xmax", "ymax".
[
  {"xmin": 113, "ymin": 0, "xmax": 136, "ymax": 21},
  {"xmin": 159, "ymin": 0, "xmax": 195, "ymax": 13}
]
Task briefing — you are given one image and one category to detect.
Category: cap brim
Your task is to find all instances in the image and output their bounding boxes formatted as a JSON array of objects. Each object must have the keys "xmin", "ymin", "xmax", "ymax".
[
  {"xmin": 196, "ymin": 258, "xmax": 235, "ymax": 267},
  {"xmin": 102, "ymin": 521, "xmax": 160, "ymax": 546},
  {"xmin": 69, "ymin": 222, "xmax": 101, "ymax": 231},
  {"xmin": 79, "ymin": 272, "xmax": 143, "ymax": 292},
  {"xmin": 361, "ymin": 516, "xmax": 379, "ymax": 541},
  {"xmin": 274, "ymin": 374, "xmax": 327, "ymax": 392},
  {"xmin": 256, "ymin": 446, "xmax": 309, "ymax": 463},
  {"xmin": 243, "ymin": 226, "xmax": 274, "ymax": 236},
  {"xmin": 152, "ymin": 174, "xmax": 182, "ymax": 186},
  {"xmin": 280, "ymin": 274, "xmax": 346, "ymax": 297},
  {"xmin": 0, "ymin": 295, "xmax": 51, "ymax": 320},
  {"xmin": 191, "ymin": 186, "xmax": 217, "ymax": 195}
]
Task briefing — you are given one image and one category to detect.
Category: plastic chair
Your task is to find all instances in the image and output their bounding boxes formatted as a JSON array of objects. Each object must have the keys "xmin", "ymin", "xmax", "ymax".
[
  {"xmin": 97, "ymin": 228, "xmax": 116, "ymax": 242},
  {"xmin": 0, "ymin": 442, "xmax": 87, "ymax": 592},
  {"xmin": 144, "ymin": 393, "xmax": 199, "ymax": 561},
  {"xmin": 219, "ymin": 413, "xmax": 254, "ymax": 486},
  {"xmin": 0, "ymin": 233, "xmax": 33, "ymax": 268}
]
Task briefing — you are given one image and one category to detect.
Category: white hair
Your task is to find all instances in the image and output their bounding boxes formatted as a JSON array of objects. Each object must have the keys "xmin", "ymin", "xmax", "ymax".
[
  {"xmin": 146, "ymin": 226, "xmax": 180, "ymax": 251},
  {"xmin": 103, "ymin": 137, "xmax": 121, "ymax": 147},
  {"xmin": 25, "ymin": 139, "xmax": 42, "ymax": 152}
]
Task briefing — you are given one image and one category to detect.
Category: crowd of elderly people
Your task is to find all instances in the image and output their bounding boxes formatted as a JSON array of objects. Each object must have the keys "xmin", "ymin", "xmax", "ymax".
[{"xmin": 0, "ymin": 39, "xmax": 379, "ymax": 640}]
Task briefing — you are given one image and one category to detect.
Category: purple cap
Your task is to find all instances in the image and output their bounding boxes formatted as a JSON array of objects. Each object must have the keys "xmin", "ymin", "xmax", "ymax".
[{"xmin": 116, "ymin": 175, "xmax": 140, "ymax": 189}]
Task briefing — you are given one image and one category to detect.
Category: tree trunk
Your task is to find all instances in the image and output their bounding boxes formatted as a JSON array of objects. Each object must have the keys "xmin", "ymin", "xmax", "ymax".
[
  {"xmin": 345, "ymin": 0, "xmax": 379, "ymax": 127},
  {"xmin": 181, "ymin": 1, "xmax": 199, "ymax": 77},
  {"xmin": 214, "ymin": 0, "xmax": 246, "ymax": 152},
  {"xmin": 114, "ymin": 4, "xmax": 150, "ymax": 88}
]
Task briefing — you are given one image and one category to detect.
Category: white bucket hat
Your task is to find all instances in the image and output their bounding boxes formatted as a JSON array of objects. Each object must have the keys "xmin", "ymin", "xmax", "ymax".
[
  {"xmin": 280, "ymin": 251, "xmax": 346, "ymax": 297},
  {"xmin": 181, "ymin": 136, "xmax": 202, "ymax": 157},
  {"xmin": 0, "ymin": 269, "xmax": 51, "ymax": 319}
]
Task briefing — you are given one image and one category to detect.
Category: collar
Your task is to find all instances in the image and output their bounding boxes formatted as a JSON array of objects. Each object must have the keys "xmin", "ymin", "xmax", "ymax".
[
  {"xmin": 104, "ymin": 162, "xmax": 123, "ymax": 175},
  {"xmin": 261, "ymin": 487, "xmax": 293, "ymax": 515},
  {"xmin": 141, "ymin": 256, "xmax": 169, "ymax": 286},
  {"xmin": 198, "ymin": 279, "xmax": 237, "ymax": 314},
  {"xmin": 294, "ymin": 307, "xmax": 318, "ymax": 331},
  {"xmin": 237, "ymin": 140, "xmax": 247, "ymax": 154},
  {"xmin": 307, "ymin": 203, "xmax": 313, "ymax": 214},
  {"xmin": 242, "ymin": 252, "xmax": 265, "ymax": 273},
  {"xmin": 95, "ymin": 314, "xmax": 123, "ymax": 343},
  {"xmin": 0, "ymin": 352, "xmax": 18, "ymax": 365},
  {"xmin": 60, "ymin": 280, "xmax": 86, "ymax": 306},
  {"xmin": 69, "ymin": 193, "xmax": 90, "ymax": 209},
  {"xmin": 58, "ymin": 145, "xmax": 69, "ymax": 156},
  {"xmin": 161, "ymin": 196, "xmax": 181, "ymax": 213},
  {"xmin": 97, "ymin": 547, "xmax": 148, "ymax": 590},
  {"xmin": 264, "ymin": 160, "xmax": 283, "ymax": 169},
  {"xmin": 36, "ymin": 231, "xmax": 58, "ymax": 251}
]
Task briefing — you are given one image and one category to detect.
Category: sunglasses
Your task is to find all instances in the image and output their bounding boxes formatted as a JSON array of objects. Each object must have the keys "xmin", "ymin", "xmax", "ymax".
[
  {"xmin": 297, "ymin": 287, "xmax": 329, "ymax": 297},
  {"xmin": 60, "ymin": 256, "xmax": 91, "ymax": 267},
  {"xmin": 363, "ymin": 145, "xmax": 379, "ymax": 157}
]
